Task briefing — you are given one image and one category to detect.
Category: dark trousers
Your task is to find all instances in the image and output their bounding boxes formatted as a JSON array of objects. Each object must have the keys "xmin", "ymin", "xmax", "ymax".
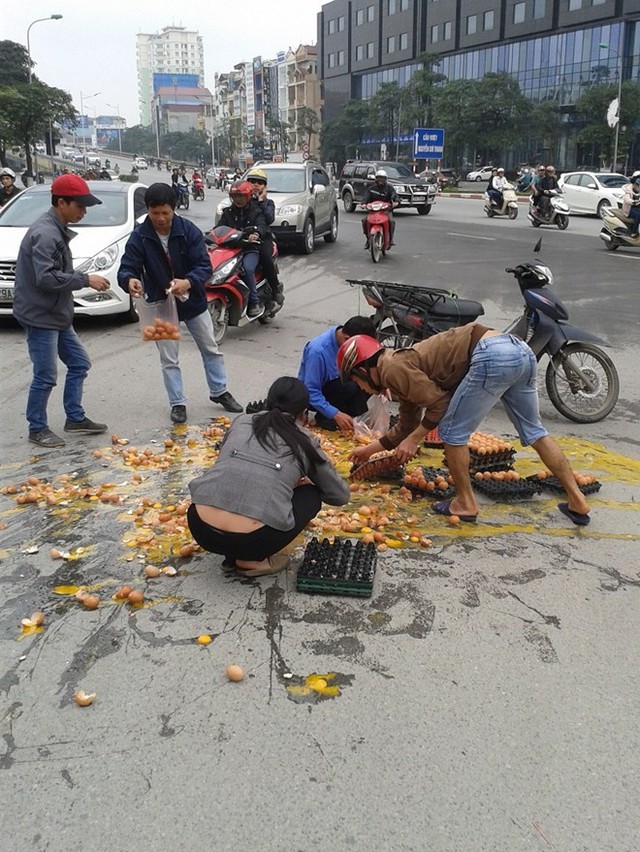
[
  {"xmin": 314, "ymin": 378, "xmax": 370, "ymax": 429},
  {"xmin": 258, "ymin": 238, "xmax": 281, "ymax": 297},
  {"xmin": 187, "ymin": 484, "xmax": 321, "ymax": 562},
  {"xmin": 628, "ymin": 206, "xmax": 640, "ymax": 236}
]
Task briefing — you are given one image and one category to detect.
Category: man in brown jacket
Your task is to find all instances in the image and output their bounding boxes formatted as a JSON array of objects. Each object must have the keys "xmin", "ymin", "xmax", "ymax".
[{"xmin": 338, "ymin": 326, "xmax": 591, "ymax": 526}]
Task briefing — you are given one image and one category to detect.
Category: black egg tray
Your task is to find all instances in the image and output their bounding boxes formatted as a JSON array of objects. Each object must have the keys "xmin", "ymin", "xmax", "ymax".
[
  {"xmin": 526, "ymin": 475, "xmax": 602, "ymax": 495},
  {"xmin": 296, "ymin": 537, "xmax": 377, "ymax": 597},
  {"xmin": 443, "ymin": 449, "xmax": 517, "ymax": 473},
  {"xmin": 472, "ymin": 477, "xmax": 542, "ymax": 501},
  {"xmin": 406, "ymin": 467, "xmax": 456, "ymax": 500},
  {"xmin": 245, "ymin": 399, "xmax": 267, "ymax": 413}
]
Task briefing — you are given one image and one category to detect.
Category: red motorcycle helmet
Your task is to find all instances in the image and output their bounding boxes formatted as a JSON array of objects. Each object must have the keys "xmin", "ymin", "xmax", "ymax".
[
  {"xmin": 229, "ymin": 180, "xmax": 253, "ymax": 200},
  {"xmin": 337, "ymin": 334, "xmax": 384, "ymax": 384}
]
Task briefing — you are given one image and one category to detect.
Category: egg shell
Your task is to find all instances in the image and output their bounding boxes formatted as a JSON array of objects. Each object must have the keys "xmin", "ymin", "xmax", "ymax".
[{"xmin": 225, "ymin": 664, "xmax": 245, "ymax": 682}]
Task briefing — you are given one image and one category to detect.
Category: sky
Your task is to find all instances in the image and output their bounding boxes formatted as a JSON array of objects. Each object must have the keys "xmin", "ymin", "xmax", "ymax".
[{"xmin": 5, "ymin": 2, "xmax": 321, "ymax": 125}]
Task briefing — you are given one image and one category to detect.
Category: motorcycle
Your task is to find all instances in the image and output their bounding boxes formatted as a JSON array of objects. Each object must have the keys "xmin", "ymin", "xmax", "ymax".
[
  {"xmin": 362, "ymin": 201, "xmax": 393, "ymax": 263},
  {"xmin": 192, "ymin": 179, "xmax": 205, "ymax": 201},
  {"xmin": 347, "ymin": 278, "xmax": 485, "ymax": 349},
  {"xmin": 175, "ymin": 182, "xmax": 190, "ymax": 210},
  {"xmin": 484, "ymin": 183, "xmax": 519, "ymax": 219},
  {"xmin": 528, "ymin": 189, "xmax": 569, "ymax": 230},
  {"xmin": 204, "ymin": 225, "xmax": 282, "ymax": 344},
  {"xmin": 598, "ymin": 205, "xmax": 640, "ymax": 251},
  {"xmin": 504, "ymin": 243, "xmax": 618, "ymax": 422}
]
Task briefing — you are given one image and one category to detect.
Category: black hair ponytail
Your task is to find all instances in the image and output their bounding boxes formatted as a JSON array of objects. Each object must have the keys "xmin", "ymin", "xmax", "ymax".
[{"xmin": 253, "ymin": 377, "xmax": 325, "ymax": 467}]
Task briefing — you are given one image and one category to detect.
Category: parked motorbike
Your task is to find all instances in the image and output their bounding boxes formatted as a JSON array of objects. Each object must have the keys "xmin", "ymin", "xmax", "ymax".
[
  {"xmin": 347, "ymin": 278, "xmax": 485, "ymax": 349},
  {"xmin": 192, "ymin": 179, "xmax": 205, "ymax": 201},
  {"xmin": 504, "ymin": 244, "xmax": 618, "ymax": 422},
  {"xmin": 528, "ymin": 189, "xmax": 569, "ymax": 230},
  {"xmin": 175, "ymin": 183, "xmax": 190, "ymax": 210},
  {"xmin": 363, "ymin": 201, "xmax": 393, "ymax": 263},
  {"xmin": 598, "ymin": 205, "xmax": 640, "ymax": 251},
  {"xmin": 205, "ymin": 225, "xmax": 282, "ymax": 344},
  {"xmin": 484, "ymin": 184, "xmax": 519, "ymax": 219}
]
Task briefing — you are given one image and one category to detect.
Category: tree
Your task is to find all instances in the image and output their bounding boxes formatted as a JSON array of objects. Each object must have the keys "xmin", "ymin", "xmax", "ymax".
[
  {"xmin": 573, "ymin": 81, "xmax": 640, "ymax": 168},
  {"xmin": 462, "ymin": 73, "xmax": 530, "ymax": 162},
  {"xmin": 432, "ymin": 79, "xmax": 477, "ymax": 166},
  {"xmin": 403, "ymin": 53, "xmax": 447, "ymax": 129},
  {"xmin": 117, "ymin": 125, "xmax": 156, "ymax": 157},
  {"xmin": 296, "ymin": 106, "xmax": 319, "ymax": 152},
  {"xmin": 320, "ymin": 100, "xmax": 372, "ymax": 168},
  {"xmin": 267, "ymin": 118, "xmax": 289, "ymax": 161},
  {"xmin": 161, "ymin": 129, "xmax": 210, "ymax": 163}
]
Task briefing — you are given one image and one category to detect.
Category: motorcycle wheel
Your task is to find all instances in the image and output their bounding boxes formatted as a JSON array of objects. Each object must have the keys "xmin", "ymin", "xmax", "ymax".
[
  {"xmin": 377, "ymin": 325, "xmax": 418, "ymax": 349},
  {"xmin": 371, "ymin": 232, "xmax": 383, "ymax": 263},
  {"xmin": 545, "ymin": 342, "xmax": 619, "ymax": 423},
  {"xmin": 531, "ymin": 218, "xmax": 541, "ymax": 227},
  {"xmin": 208, "ymin": 299, "xmax": 228, "ymax": 345},
  {"xmin": 183, "ymin": 194, "xmax": 190, "ymax": 210},
  {"xmin": 508, "ymin": 207, "xmax": 518, "ymax": 220},
  {"xmin": 485, "ymin": 208, "xmax": 495, "ymax": 218},
  {"xmin": 556, "ymin": 214, "xmax": 569, "ymax": 230},
  {"xmin": 604, "ymin": 241, "xmax": 620, "ymax": 251}
]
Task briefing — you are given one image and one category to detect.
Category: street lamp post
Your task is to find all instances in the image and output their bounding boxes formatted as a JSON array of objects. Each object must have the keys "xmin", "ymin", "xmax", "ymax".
[
  {"xmin": 26, "ymin": 14, "xmax": 63, "ymax": 184},
  {"xmin": 105, "ymin": 102, "xmax": 122, "ymax": 152},
  {"xmin": 79, "ymin": 91, "xmax": 100, "ymax": 166},
  {"xmin": 599, "ymin": 42, "xmax": 623, "ymax": 172}
]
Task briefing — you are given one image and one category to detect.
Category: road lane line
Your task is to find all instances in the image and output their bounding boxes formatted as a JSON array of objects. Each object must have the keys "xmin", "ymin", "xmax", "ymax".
[{"xmin": 447, "ymin": 232, "xmax": 496, "ymax": 241}]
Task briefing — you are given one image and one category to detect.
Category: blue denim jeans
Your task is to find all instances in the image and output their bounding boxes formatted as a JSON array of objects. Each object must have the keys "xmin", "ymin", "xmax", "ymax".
[
  {"xmin": 156, "ymin": 308, "xmax": 227, "ymax": 406},
  {"xmin": 242, "ymin": 250, "xmax": 259, "ymax": 305},
  {"xmin": 23, "ymin": 324, "xmax": 91, "ymax": 432},
  {"xmin": 438, "ymin": 334, "xmax": 548, "ymax": 447}
]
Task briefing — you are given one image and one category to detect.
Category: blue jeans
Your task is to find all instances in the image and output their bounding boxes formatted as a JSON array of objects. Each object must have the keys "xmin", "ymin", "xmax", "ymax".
[
  {"xmin": 156, "ymin": 308, "xmax": 227, "ymax": 406},
  {"xmin": 439, "ymin": 334, "xmax": 548, "ymax": 447},
  {"xmin": 628, "ymin": 206, "xmax": 640, "ymax": 236},
  {"xmin": 23, "ymin": 324, "xmax": 91, "ymax": 432},
  {"xmin": 243, "ymin": 250, "xmax": 259, "ymax": 305}
]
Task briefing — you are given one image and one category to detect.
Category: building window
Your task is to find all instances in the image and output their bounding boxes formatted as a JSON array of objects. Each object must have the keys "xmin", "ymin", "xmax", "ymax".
[
  {"xmin": 337, "ymin": 50, "xmax": 345, "ymax": 65},
  {"xmin": 387, "ymin": 35, "xmax": 396, "ymax": 53},
  {"xmin": 466, "ymin": 14, "xmax": 477, "ymax": 35},
  {"xmin": 514, "ymin": 2, "xmax": 525, "ymax": 23},
  {"xmin": 533, "ymin": 0, "xmax": 546, "ymax": 17},
  {"xmin": 367, "ymin": 5, "xmax": 375, "ymax": 21},
  {"xmin": 356, "ymin": 44, "xmax": 364, "ymax": 60},
  {"xmin": 443, "ymin": 21, "xmax": 452, "ymax": 39},
  {"xmin": 592, "ymin": 0, "xmax": 605, "ymax": 4},
  {"xmin": 356, "ymin": 8, "xmax": 364, "ymax": 24},
  {"xmin": 388, "ymin": 0, "xmax": 396, "ymax": 13},
  {"xmin": 366, "ymin": 42, "xmax": 375, "ymax": 58},
  {"xmin": 484, "ymin": 10, "xmax": 494, "ymax": 29},
  {"xmin": 400, "ymin": 32, "xmax": 408, "ymax": 49},
  {"xmin": 568, "ymin": 0, "xmax": 582, "ymax": 9},
  {"xmin": 327, "ymin": 53, "xmax": 335, "ymax": 68},
  {"xmin": 400, "ymin": 0, "xmax": 409, "ymax": 8},
  {"xmin": 431, "ymin": 24, "xmax": 439, "ymax": 43},
  {"xmin": 328, "ymin": 19, "xmax": 336, "ymax": 34},
  {"xmin": 338, "ymin": 16, "xmax": 345, "ymax": 31}
]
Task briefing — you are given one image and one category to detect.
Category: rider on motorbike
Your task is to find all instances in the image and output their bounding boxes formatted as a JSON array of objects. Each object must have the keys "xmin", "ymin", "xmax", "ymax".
[
  {"xmin": 217, "ymin": 181, "xmax": 268, "ymax": 318},
  {"xmin": 622, "ymin": 172, "xmax": 640, "ymax": 237},
  {"xmin": 172, "ymin": 168, "xmax": 189, "ymax": 203},
  {"xmin": 488, "ymin": 167, "xmax": 508, "ymax": 208},
  {"xmin": 533, "ymin": 165, "xmax": 559, "ymax": 219},
  {"xmin": 246, "ymin": 167, "xmax": 284, "ymax": 309},
  {"xmin": 0, "ymin": 168, "xmax": 20, "ymax": 207},
  {"xmin": 192, "ymin": 170, "xmax": 204, "ymax": 198},
  {"xmin": 362, "ymin": 169, "xmax": 399, "ymax": 249}
]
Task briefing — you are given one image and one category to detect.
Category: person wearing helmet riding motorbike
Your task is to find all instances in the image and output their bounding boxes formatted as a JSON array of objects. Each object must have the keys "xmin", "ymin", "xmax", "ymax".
[
  {"xmin": 534, "ymin": 165, "xmax": 559, "ymax": 219},
  {"xmin": 338, "ymin": 327, "xmax": 591, "ymax": 527},
  {"xmin": 622, "ymin": 171, "xmax": 640, "ymax": 236},
  {"xmin": 488, "ymin": 167, "xmax": 508, "ymax": 208},
  {"xmin": 362, "ymin": 169, "xmax": 399, "ymax": 249},
  {"xmin": 218, "ymin": 181, "xmax": 268, "ymax": 317},
  {"xmin": 246, "ymin": 167, "xmax": 285, "ymax": 309},
  {"xmin": 0, "ymin": 168, "xmax": 20, "ymax": 207}
]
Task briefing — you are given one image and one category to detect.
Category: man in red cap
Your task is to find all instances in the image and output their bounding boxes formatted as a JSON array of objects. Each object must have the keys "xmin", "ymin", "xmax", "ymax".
[{"xmin": 13, "ymin": 175, "xmax": 110, "ymax": 448}]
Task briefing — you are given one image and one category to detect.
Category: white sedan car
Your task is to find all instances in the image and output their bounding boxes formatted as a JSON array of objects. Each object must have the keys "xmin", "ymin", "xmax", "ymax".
[
  {"xmin": 0, "ymin": 182, "xmax": 148, "ymax": 320},
  {"xmin": 466, "ymin": 166, "xmax": 494, "ymax": 182},
  {"xmin": 557, "ymin": 171, "xmax": 628, "ymax": 216}
]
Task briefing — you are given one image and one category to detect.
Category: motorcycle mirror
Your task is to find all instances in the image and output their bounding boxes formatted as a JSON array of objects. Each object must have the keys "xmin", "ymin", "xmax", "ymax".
[{"xmin": 533, "ymin": 238, "xmax": 542, "ymax": 254}]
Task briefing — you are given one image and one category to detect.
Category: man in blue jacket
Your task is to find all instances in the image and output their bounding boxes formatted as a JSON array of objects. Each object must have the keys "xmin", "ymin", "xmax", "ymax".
[
  {"xmin": 118, "ymin": 183, "xmax": 242, "ymax": 423},
  {"xmin": 298, "ymin": 316, "xmax": 376, "ymax": 431}
]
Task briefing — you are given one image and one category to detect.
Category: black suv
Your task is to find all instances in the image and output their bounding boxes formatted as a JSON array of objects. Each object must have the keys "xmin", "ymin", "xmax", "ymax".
[{"xmin": 339, "ymin": 161, "xmax": 438, "ymax": 215}]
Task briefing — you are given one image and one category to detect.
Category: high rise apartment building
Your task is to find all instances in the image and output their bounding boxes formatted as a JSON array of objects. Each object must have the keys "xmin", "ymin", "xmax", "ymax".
[{"xmin": 136, "ymin": 26, "xmax": 205, "ymax": 125}]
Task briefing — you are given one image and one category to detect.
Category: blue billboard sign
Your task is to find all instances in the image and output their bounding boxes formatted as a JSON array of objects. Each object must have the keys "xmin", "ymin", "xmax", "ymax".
[
  {"xmin": 413, "ymin": 128, "xmax": 445, "ymax": 158},
  {"xmin": 153, "ymin": 73, "xmax": 199, "ymax": 93}
]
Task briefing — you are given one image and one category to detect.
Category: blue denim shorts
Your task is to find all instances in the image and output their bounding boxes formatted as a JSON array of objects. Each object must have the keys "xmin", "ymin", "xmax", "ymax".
[{"xmin": 438, "ymin": 334, "xmax": 548, "ymax": 447}]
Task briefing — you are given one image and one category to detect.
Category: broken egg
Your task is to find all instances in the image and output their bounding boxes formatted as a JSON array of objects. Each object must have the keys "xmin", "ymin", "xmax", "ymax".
[
  {"xmin": 197, "ymin": 634, "xmax": 212, "ymax": 646},
  {"xmin": 74, "ymin": 690, "xmax": 96, "ymax": 707},
  {"xmin": 225, "ymin": 664, "xmax": 245, "ymax": 682}
]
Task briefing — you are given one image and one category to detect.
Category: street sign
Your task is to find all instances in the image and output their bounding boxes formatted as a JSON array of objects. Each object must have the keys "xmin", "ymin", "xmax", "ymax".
[{"xmin": 413, "ymin": 128, "xmax": 445, "ymax": 159}]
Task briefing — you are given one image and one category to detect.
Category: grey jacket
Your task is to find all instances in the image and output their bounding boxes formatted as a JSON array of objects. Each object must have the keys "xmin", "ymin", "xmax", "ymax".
[
  {"xmin": 189, "ymin": 414, "xmax": 350, "ymax": 531},
  {"xmin": 13, "ymin": 208, "xmax": 89, "ymax": 330}
]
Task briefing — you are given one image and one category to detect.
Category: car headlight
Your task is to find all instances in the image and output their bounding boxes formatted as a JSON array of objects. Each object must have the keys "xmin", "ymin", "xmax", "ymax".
[
  {"xmin": 277, "ymin": 204, "xmax": 303, "ymax": 216},
  {"xmin": 76, "ymin": 243, "xmax": 119, "ymax": 274},
  {"xmin": 210, "ymin": 258, "xmax": 238, "ymax": 284}
]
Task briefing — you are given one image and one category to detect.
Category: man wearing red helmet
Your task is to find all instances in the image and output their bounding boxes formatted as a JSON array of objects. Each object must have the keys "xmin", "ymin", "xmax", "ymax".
[
  {"xmin": 218, "ymin": 181, "xmax": 268, "ymax": 317},
  {"xmin": 13, "ymin": 174, "xmax": 111, "ymax": 447},
  {"xmin": 338, "ymin": 326, "xmax": 591, "ymax": 526}
]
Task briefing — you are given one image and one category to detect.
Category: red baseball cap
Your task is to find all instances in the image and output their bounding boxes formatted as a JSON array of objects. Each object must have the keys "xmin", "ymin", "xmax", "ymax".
[{"xmin": 51, "ymin": 174, "xmax": 102, "ymax": 206}]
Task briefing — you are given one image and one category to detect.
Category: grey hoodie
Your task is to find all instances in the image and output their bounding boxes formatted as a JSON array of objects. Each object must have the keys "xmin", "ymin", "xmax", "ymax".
[{"xmin": 13, "ymin": 208, "xmax": 89, "ymax": 330}]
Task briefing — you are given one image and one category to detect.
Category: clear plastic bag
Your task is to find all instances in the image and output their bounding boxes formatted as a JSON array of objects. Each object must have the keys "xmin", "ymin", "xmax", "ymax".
[
  {"xmin": 136, "ymin": 292, "xmax": 181, "ymax": 341},
  {"xmin": 353, "ymin": 394, "xmax": 391, "ymax": 442}
]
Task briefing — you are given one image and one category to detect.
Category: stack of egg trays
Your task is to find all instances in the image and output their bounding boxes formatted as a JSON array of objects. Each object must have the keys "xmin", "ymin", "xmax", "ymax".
[
  {"xmin": 296, "ymin": 537, "xmax": 377, "ymax": 598},
  {"xmin": 472, "ymin": 476, "xmax": 543, "ymax": 501},
  {"xmin": 423, "ymin": 427, "xmax": 444, "ymax": 449},
  {"xmin": 406, "ymin": 466, "xmax": 456, "ymax": 501},
  {"xmin": 349, "ymin": 453, "xmax": 405, "ymax": 482},
  {"xmin": 525, "ymin": 475, "xmax": 602, "ymax": 496}
]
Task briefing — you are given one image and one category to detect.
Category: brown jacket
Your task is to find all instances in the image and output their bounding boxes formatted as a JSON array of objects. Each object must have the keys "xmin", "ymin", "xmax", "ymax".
[{"xmin": 378, "ymin": 324, "xmax": 490, "ymax": 449}]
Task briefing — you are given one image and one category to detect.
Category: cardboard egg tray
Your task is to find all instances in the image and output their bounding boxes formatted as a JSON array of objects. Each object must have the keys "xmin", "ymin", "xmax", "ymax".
[
  {"xmin": 423, "ymin": 427, "xmax": 444, "ymax": 448},
  {"xmin": 526, "ymin": 475, "xmax": 602, "ymax": 496},
  {"xmin": 472, "ymin": 477, "xmax": 542, "ymax": 501},
  {"xmin": 350, "ymin": 452, "xmax": 404, "ymax": 482},
  {"xmin": 245, "ymin": 399, "xmax": 267, "ymax": 414},
  {"xmin": 404, "ymin": 466, "xmax": 456, "ymax": 500},
  {"xmin": 296, "ymin": 537, "xmax": 377, "ymax": 597}
]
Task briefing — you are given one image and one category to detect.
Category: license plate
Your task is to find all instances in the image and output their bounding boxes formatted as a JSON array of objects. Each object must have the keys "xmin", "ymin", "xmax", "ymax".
[
  {"xmin": 414, "ymin": 195, "xmax": 426, "ymax": 202},
  {"xmin": 0, "ymin": 287, "xmax": 14, "ymax": 301}
]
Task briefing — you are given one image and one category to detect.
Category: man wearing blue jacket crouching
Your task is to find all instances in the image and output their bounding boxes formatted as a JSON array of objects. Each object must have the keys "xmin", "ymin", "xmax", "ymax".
[{"xmin": 118, "ymin": 183, "xmax": 242, "ymax": 423}]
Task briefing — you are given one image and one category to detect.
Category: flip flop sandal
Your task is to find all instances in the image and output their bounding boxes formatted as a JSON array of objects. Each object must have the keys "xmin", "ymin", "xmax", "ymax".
[
  {"xmin": 558, "ymin": 502, "xmax": 590, "ymax": 526},
  {"xmin": 236, "ymin": 553, "xmax": 291, "ymax": 577},
  {"xmin": 432, "ymin": 499, "xmax": 478, "ymax": 523}
]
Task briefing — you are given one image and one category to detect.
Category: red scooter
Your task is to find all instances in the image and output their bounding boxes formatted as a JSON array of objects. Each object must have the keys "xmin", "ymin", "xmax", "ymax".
[
  {"xmin": 363, "ymin": 201, "xmax": 393, "ymax": 263},
  {"xmin": 192, "ymin": 177, "xmax": 205, "ymax": 201},
  {"xmin": 205, "ymin": 225, "xmax": 281, "ymax": 344}
]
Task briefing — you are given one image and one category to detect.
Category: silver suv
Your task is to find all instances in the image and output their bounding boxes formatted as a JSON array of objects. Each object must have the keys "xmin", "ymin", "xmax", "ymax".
[{"xmin": 216, "ymin": 161, "xmax": 339, "ymax": 254}]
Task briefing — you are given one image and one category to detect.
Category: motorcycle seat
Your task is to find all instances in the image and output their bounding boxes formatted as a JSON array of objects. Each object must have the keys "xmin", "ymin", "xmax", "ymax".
[{"xmin": 429, "ymin": 297, "xmax": 484, "ymax": 319}]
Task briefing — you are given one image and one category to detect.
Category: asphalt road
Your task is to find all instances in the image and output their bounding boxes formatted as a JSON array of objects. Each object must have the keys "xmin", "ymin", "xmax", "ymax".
[{"xmin": 1, "ymin": 186, "xmax": 639, "ymax": 852}]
